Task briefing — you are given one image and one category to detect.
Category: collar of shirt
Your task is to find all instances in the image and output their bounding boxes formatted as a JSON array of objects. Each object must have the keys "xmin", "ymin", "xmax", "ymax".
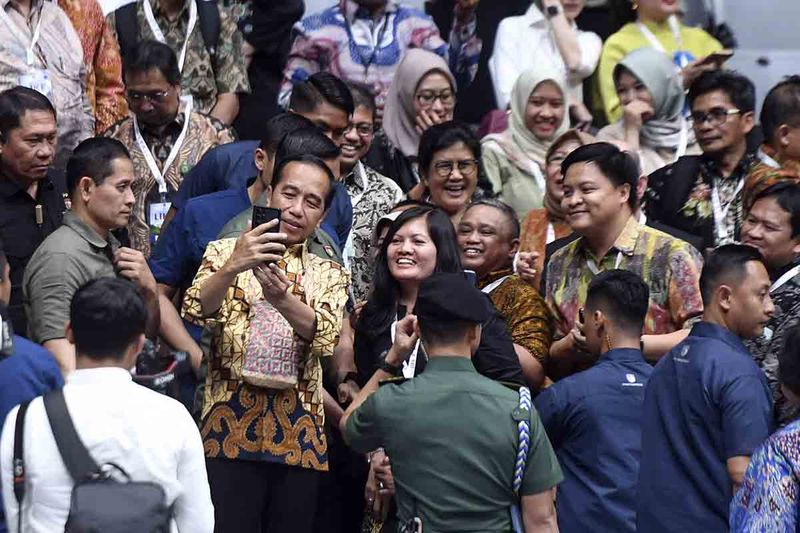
[
  {"xmin": 151, "ymin": 0, "xmax": 190, "ymax": 22},
  {"xmin": 342, "ymin": 0, "xmax": 398, "ymax": 24},
  {"xmin": 2, "ymin": 0, "xmax": 43, "ymax": 20},
  {"xmin": 343, "ymin": 160, "xmax": 368, "ymax": 193},
  {"xmin": 63, "ymin": 211, "xmax": 121, "ymax": 250},
  {"xmin": 580, "ymin": 215, "xmax": 640, "ymax": 264},
  {"xmin": 67, "ymin": 366, "xmax": 133, "ymax": 386},
  {"xmin": 477, "ymin": 267, "xmax": 514, "ymax": 290},
  {"xmin": 139, "ymin": 109, "xmax": 186, "ymax": 143},
  {"xmin": 690, "ymin": 321, "xmax": 749, "ymax": 354},
  {"xmin": 422, "ymin": 356, "xmax": 476, "ymax": 374},
  {"xmin": 0, "ymin": 173, "xmax": 54, "ymax": 201},
  {"xmin": 598, "ymin": 347, "xmax": 645, "ymax": 365},
  {"xmin": 700, "ymin": 151, "xmax": 757, "ymax": 182}
]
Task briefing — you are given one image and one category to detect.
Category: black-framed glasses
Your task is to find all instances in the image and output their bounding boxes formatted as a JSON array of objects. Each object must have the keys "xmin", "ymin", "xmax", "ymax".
[
  {"xmin": 126, "ymin": 89, "xmax": 171, "ymax": 104},
  {"xmin": 415, "ymin": 90, "xmax": 455, "ymax": 107},
  {"xmin": 344, "ymin": 122, "xmax": 374, "ymax": 136},
  {"xmin": 433, "ymin": 159, "xmax": 478, "ymax": 178},
  {"xmin": 690, "ymin": 107, "xmax": 741, "ymax": 127}
]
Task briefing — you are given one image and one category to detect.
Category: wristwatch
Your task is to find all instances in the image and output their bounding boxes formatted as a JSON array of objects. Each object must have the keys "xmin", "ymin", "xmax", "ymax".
[
  {"xmin": 545, "ymin": 4, "xmax": 561, "ymax": 18},
  {"xmin": 379, "ymin": 357, "xmax": 403, "ymax": 377}
]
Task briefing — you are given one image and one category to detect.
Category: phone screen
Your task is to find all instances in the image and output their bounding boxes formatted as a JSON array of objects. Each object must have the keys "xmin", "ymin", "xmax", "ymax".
[{"xmin": 252, "ymin": 206, "xmax": 281, "ymax": 232}]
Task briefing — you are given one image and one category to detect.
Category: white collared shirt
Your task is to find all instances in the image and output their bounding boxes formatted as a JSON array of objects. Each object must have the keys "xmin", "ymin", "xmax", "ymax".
[
  {"xmin": 1, "ymin": 367, "xmax": 214, "ymax": 533},
  {"xmin": 489, "ymin": 3, "xmax": 602, "ymax": 109}
]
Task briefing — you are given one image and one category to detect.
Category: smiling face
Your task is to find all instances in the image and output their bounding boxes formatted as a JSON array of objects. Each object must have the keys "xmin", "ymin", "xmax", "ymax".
[
  {"xmin": 562, "ymin": 161, "xmax": 631, "ymax": 235},
  {"xmin": 545, "ymin": 139, "xmax": 581, "ymax": 204},
  {"xmin": 387, "ymin": 216, "xmax": 438, "ymax": 284},
  {"xmin": 0, "ymin": 109, "xmax": 57, "ymax": 181},
  {"xmin": 457, "ymin": 205, "xmax": 518, "ymax": 278},
  {"xmin": 524, "ymin": 81, "xmax": 565, "ymax": 141},
  {"xmin": 725, "ymin": 260, "xmax": 775, "ymax": 339},
  {"xmin": 616, "ymin": 70, "xmax": 655, "ymax": 119},
  {"xmin": 270, "ymin": 161, "xmax": 332, "ymax": 245},
  {"xmin": 340, "ymin": 105, "xmax": 375, "ymax": 172},
  {"xmin": 691, "ymin": 90, "xmax": 753, "ymax": 156},
  {"xmin": 82, "ymin": 157, "xmax": 136, "ymax": 231},
  {"xmin": 742, "ymin": 196, "xmax": 800, "ymax": 271},
  {"xmin": 413, "ymin": 71, "xmax": 455, "ymax": 123},
  {"xmin": 424, "ymin": 141, "xmax": 479, "ymax": 217}
]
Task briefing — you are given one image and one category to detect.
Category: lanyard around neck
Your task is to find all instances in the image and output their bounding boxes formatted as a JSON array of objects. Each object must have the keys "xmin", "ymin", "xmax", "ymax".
[
  {"xmin": 710, "ymin": 177, "xmax": 744, "ymax": 244},
  {"xmin": 143, "ymin": 0, "xmax": 197, "ymax": 72},
  {"xmin": 132, "ymin": 95, "xmax": 194, "ymax": 194},
  {"xmin": 0, "ymin": 5, "xmax": 44, "ymax": 65},
  {"xmin": 481, "ymin": 275, "xmax": 510, "ymax": 295},
  {"xmin": 342, "ymin": 6, "xmax": 391, "ymax": 77},
  {"xmin": 636, "ymin": 15, "xmax": 682, "ymax": 53},
  {"xmin": 771, "ymin": 264, "xmax": 800, "ymax": 294}
]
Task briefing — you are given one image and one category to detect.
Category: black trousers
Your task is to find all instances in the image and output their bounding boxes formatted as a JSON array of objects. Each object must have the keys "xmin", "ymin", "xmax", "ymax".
[{"xmin": 207, "ymin": 458, "xmax": 321, "ymax": 533}]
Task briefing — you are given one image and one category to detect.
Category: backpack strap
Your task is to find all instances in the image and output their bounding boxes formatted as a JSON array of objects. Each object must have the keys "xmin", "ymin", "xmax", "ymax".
[
  {"xmin": 115, "ymin": 2, "xmax": 140, "ymax": 65},
  {"xmin": 43, "ymin": 389, "xmax": 100, "ymax": 483},
  {"xmin": 196, "ymin": 0, "xmax": 220, "ymax": 59},
  {"xmin": 12, "ymin": 401, "xmax": 31, "ymax": 533}
]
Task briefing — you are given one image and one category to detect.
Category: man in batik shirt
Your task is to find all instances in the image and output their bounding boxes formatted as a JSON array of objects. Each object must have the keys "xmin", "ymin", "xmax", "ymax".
[{"xmin": 182, "ymin": 152, "xmax": 349, "ymax": 532}]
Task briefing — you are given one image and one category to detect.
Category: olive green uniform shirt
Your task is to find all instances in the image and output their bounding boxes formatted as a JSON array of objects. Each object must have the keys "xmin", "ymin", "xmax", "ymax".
[
  {"xmin": 345, "ymin": 357, "xmax": 562, "ymax": 532},
  {"xmin": 23, "ymin": 212, "xmax": 120, "ymax": 342}
]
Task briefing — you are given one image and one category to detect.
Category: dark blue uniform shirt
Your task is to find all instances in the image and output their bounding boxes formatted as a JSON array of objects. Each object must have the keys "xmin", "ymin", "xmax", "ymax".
[
  {"xmin": 534, "ymin": 348, "xmax": 652, "ymax": 533},
  {"xmin": 172, "ymin": 140, "xmax": 353, "ymax": 248},
  {"xmin": 637, "ymin": 322, "xmax": 773, "ymax": 533}
]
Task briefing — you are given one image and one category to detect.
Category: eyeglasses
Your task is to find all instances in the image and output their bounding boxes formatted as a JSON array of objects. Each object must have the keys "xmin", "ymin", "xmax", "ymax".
[
  {"xmin": 690, "ymin": 107, "xmax": 741, "ymax": 127},
  {"xmin": 126, "ymin": 89, "xmax": 171, "ymax": 104},
  {"xmin": 415, "ymin": 90, "xmax": 455, "ymax": 107},
  {"xmin": 433, "ymin": 159, "xmax": 478, "ymax": 178},
  {"xmin": 344, "ymin": 122, "xmax": 374, "ymax": 136}
]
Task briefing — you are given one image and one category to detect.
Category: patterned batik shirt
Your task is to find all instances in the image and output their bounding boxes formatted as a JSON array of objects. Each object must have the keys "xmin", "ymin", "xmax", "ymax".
[
  {"xmin": 182, "ymin": 238, "xmax": 350, "ymax": 471},
  {"xmin": 730, "ymin": 419, "xmax": 800, "ymax": 531},
  {"xmin": 546, "ymin": 216, "xmax": 704, "ymax": 340},
  {"xmin": 745, "ymin": 266, "xmax": 800, "ymax": 426},
  {"xmin": 279, "ymin": 0, "xmax": 481, "ymax": 108},
  {"xmin": 343, "ymin": 161, "xmax": 404, "ymax": 302},
  {"xmin": 106, "ymin": 0, "xmax": 250, "ymax": 114},
  {"xmin": 477, "ymin": 268, "xmax": 553, "ymax": 367},
  {"xmin": 102, "ymin": 107, "xmax": 235, "ymax": 256},
  {"xmin": 680, "ymin": 153, "xmax": 757, "ymax": 246}
]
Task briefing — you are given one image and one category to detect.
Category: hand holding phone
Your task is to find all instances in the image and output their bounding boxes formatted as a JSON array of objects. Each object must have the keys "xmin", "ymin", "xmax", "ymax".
[{"xmin": 252, "ymin": 206, "xmax": 281, "ymax": 232}]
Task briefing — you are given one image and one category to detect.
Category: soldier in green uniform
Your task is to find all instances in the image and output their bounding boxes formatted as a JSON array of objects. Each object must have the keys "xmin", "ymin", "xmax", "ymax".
[{"xmin": 341, "ymin": 272, "xmax": 563, "ymax": 532}]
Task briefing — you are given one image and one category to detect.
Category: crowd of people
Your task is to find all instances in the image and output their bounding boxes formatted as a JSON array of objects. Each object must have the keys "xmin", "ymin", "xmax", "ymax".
[{"xmin": 0, "ymin": 0, "xmax": 799, "ymax": 531}]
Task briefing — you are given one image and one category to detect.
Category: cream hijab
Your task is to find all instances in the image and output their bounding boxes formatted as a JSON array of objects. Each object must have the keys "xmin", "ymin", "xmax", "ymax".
[
  {"xmin": 382, "ymin": 49, "xmax": 457, "ymax": 159},
  {"xmin": 483, "ymin": 64, "xmax": 570, "ymax": 175}
]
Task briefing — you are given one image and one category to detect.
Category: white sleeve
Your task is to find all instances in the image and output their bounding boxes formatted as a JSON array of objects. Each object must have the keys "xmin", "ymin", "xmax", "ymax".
[
  {"xmin": 571, "ymin": 30, "xmax": 603, "ymax": 81},
  {"xmin": 488, "ymin": 18, "xmax": 520, "ymax": 111},
  {"xmin": 172, "ymin": 412, "xmax": 214, "ymax": 533},
  {"xmin": 1, "ymin": 406, "xmax": 21, "ymax": 533}
]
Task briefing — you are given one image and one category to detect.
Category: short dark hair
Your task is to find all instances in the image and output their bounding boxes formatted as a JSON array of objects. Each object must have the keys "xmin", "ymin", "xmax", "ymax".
[
  {"xmin": 66, "ymin": 138, "xmax": 132, "ymax": 197},
  {"xmin": 271, "ymin": 154, "xmax": 336, "ymax": 209},
  {"xmin": 122, "ymin": 40, "xmax": 181, "ymax": 86},
  {"xmin": 274, "ymin": 126, "xmax": 340, "ymax": 164},
  {"xmin": 586, "ymin": 270, "xmax": 650, "ymax": 336},
  {"xmin": 347, "ymin": 82, "xmax": 376, "ymax": 118},
  {"xmin": 290, "ymin": 72, "xmax": 354, "ymax": 116},
  {"xmin": 70, "ymin": 278, "xmax": 147, "ymax": 360},
  {"xmin": 418, "ymin": 121, "xmax": 481, "ymax": 178},
  {"xmin": 0, "ymin": 86, "xmax": 56, "ymax": 142},
  {"xmin": 258, "ymin": 113, "xmax": 315, "ymax": 155},
  {"xmin": 561, "ymin": 142, "xmax": 640, "ymax": 210},
  {"xmin": 688, "ymin": 70, "xmax": 756, "ymax": 114},
  {"xmin": 760, "ymin": 75, "xmax": 800, "ymax": 146},
  {"xmin": 464, "ymin": 199, "xmax": 520, "ymax": 240},
  {"xmin": 779, "ymin": 327, "xmax": 800, "ymax": 398},
  {"xmin": 418, "ymin": 316, "xmax": 475, "ymax": 347},
  {"xmin": 700, "ymin": 244, "xmax": 764, "ymax": 305},
  {"xmin": 751, "ymin": 182, "xmax": 800, "ymax": 238}
]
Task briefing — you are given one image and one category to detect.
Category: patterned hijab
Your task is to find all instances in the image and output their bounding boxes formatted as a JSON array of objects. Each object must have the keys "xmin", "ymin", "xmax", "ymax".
[
  {"xmin": 382, "ymin": 49, "xmax": 456, "ymax": 159},
  {"xmin": 614, "ymin": 47, "xmax": 692, "ymax": 152},
  {"xmin": 483, "ymin": 64, "xmax": 570, "ymax": 174}
]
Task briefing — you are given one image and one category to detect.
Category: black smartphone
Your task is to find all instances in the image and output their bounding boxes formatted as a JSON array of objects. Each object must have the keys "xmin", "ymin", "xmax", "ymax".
[{"xmin": 252, "ymin": 206, "xmax": 281, "ymax": 232}]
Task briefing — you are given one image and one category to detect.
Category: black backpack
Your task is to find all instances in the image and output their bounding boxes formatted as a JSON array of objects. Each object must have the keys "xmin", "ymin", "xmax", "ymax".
[
  {"xmin": 13, "ymin": 389, "xmax": 172, "ymax": 532},
  {"xmin": 115, "ymin": 0, "xmax": 221, "ymax": 64}
]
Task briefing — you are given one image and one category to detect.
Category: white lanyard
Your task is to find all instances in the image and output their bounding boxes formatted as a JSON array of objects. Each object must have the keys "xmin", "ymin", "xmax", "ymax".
[
  {"xmin": 546, "ymin": 222, "xmax": 555, "ymax": 245},
  {"xmin": 142, "ymin": 0, "xmax": 197, "ymax": 72},
  {"xmin": 771, "ymin": 264, "xmax": 800, "ymax": 294},
  {"xmin": 587, "ymin": 251, "xmax": 623, "ymax": 276},
  {"xmin": 481, "ymin": 275, "xmax": 510, "ymax": 295},
  {"xmin": 133, "ymin": 95, "xmax": 193, "ymax": 194},
  {"xmin": 390, "ymin": 316, "xmax": 421, "ymax": 379},
  {"xmin": 710, "ymin": 177, "xmax": 744, "ymax": 244},
  {"xmin": 0, "ymin": 6, "xmax": 44, "ymax": 66},
  {"xmin": 636, "ymin": 15, "xmax": 682, "ymax": 53}
]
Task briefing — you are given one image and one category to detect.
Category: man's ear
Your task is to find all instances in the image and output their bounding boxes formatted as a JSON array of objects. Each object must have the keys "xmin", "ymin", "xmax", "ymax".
[
  {"xmin": 508, "ymin": 237, "xmax": 520, "ymax": 259},
  {"xmin": 717, "ymin": 284, "xmax": 734, "ymax": 313},
  {"xmin": 254, "ymin": 148, "xmax": 267, "ymax": 173},
  {"xmin": 65, "ymin": 321, "xmax": 75, "ymax": 345},
  {"xmin": 741, "ymin": 110, "xmax": 756, "ymax": 135},
  {"xmin": 124, "ymin": 334, "xmax": 146, "ymax": 368},
  {"xmin": 791, "ymin": 236, "xmax": 800, "ymax": 259},
  {"xmin": 79, "ymin": 176, "xmax": 95, "ymax": 203},
  {"xmin": 777, "ymin": 124, "xmax": 794, "ymax": 150}
]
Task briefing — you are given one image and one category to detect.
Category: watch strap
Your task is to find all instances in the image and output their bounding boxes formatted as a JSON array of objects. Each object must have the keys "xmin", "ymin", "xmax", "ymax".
[{"xmin": 379, "ymin": 359, "xmax": 403, "ymax": 377}]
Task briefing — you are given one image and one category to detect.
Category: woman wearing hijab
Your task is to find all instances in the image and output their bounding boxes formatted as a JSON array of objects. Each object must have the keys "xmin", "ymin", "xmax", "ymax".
[
  {"xmin": 481, "ymin": 65, "xmax": 570, "ymax": 220},
  {"xmin": 597, "ymin": 47, "xmax": 700, "ymax": 175}
]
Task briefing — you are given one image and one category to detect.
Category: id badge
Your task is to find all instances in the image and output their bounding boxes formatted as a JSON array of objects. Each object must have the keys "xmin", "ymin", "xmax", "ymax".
[
  {"xmin": 18, "ymin": 69, "xmax": 53, "ymax": 99},
  {"xmin": 148, "ymin": 201, "xmax": 171, "ymax": 244}
]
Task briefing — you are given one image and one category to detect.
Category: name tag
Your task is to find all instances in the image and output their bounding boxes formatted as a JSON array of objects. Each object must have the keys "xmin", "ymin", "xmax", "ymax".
[
  {"xmin": 18, "ymin": 69, "xmax": 53, "ymax": 99},
  {"xmin": 148, "ymin": 201, "xmax": 171, "ymax": 244}
]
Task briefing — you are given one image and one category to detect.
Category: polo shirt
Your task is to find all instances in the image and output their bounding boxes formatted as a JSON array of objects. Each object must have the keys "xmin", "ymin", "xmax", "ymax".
[
  {"xmin": 0, "ymin": 173, "xmax": 65, "ymax": 337},
  {"xmin": 173, "ymin": 140, "xmax": 354, "ymax": 248},
  {"xmin": 637, "ymin": 322, "xmax": 773, "ymax": 533},
  {"xmin": 345, "ymin": 357, "xmax": 562, "ymax": 531},
  {"xmin": 23, "ymin": 212, "xmax": 119, "ymax": 343},
  {"xmin": 535, "ymin": 348, "xmax": 652, "ymax": 533}
]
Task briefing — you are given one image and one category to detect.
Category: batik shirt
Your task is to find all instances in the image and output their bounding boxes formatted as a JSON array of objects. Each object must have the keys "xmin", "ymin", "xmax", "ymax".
[
  {"xmin": 343, "ymin": 161, "xmax": 404, "ymax": 302},
  {"xmin": 106, "ymin": 0, "xmax": 250, "ymax": 114},
  {"xmin": 182, "ymin": 238, "xmax": 349, "ymax": 471},
  {"xmin": 546, "ymin": 216, "xmax": 704, "ymax": 340},
  {"xmin": 679, "ymin": 153, "xmax": 757, "ymax": 246},
  {"xmin": 730, "ymin": 419, "xmax": 800, "ymax": 531},
  {"xmin": 279, "ymin": 0, "xmax": 481, "ymax": 108},
  {"xmin": 102, "ymin": 106, "xmax": 235, "ymax": 256}
]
